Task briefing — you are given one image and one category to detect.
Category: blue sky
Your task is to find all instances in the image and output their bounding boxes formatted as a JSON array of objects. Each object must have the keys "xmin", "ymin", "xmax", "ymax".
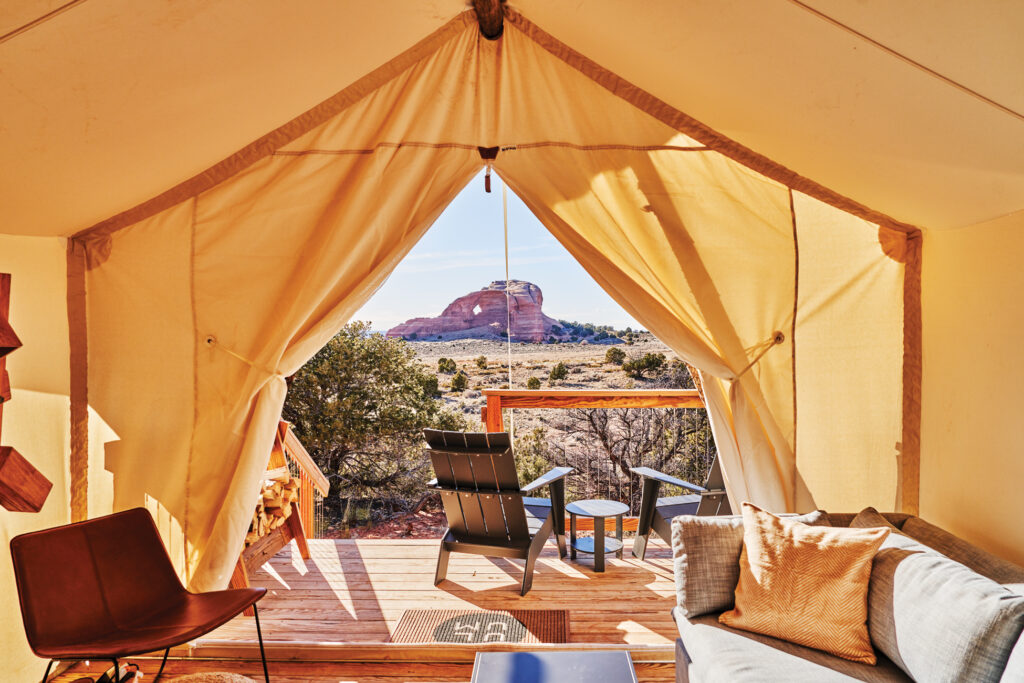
[{"xmin": 354, "ymin": 171, "xmax": 642, "ymax": 333}]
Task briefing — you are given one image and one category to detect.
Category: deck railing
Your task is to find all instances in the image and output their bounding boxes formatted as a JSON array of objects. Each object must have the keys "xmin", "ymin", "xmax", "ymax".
[
  {"xmin": 481, "ymin": 389, "xmax": 712, "ymax": 520},
  {"xmin": 278, "ymin": 421, "xmax": 330, "ymax": 537},
  {"xmin": 481, "ymin": 389, "xmax": 703, "ymax": 431}
]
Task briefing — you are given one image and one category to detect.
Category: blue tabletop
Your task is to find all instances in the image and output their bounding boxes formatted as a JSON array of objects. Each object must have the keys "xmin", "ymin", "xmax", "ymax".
[
  {"xmin": 565, "ymin": 498, "xmax": 629, "ymax": 517},
  {"xmin": 471, "ymin": 650, "xmax": 637, "ymax": 683}
]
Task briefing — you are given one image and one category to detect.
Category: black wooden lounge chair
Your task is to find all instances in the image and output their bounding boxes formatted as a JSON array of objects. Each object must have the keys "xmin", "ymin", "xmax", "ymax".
[
  {"xmin": 424, "ymin": 429, "xmax": 573, "ymax": 595},
  {"xmin": 631, "ymin": 454, "xmax": 731, "ymax": 560}
]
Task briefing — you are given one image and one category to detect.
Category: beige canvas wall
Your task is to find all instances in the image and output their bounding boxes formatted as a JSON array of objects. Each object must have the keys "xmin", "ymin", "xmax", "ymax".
[
  {"xmin": 921, "ymin": 211, "xmax": 1024, "ymax": 566},
  {"xmin": 0, "ymin": 236, "xmax": 116, "ymax": 680}
]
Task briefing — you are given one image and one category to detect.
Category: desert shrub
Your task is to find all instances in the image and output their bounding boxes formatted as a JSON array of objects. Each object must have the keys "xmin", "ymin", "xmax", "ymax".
[
  {"xmin": 450, "ymin": 370, "xmax": 469, "ymax": 392},
  {"xmin": 622, "ymin": 352, "xmax": 666, "ymax": 378},
  {"xmin": 548, "ymin": 336, "xmax": 558, "ymax": 344},
  {"xmin": 475, "ymin": 355, "xmax": 488, "ymax": 369},
  {"xmin": 437, "ymin": 357, "xmax": 456, "ymax": 374},
  {"xmin": 549, "ymin": 362, "xmax": 569, "ymax": 382},
  {"xmin": 420, "ymin": 374, "xmax": 440, "ymax": 398},
  {"xmin": 605, "ymin": 347, "xmax": 626, "ymax": 365},
  {"xmin": 527, "ymin": 376, "xmax": 541, "ymax": 390}
]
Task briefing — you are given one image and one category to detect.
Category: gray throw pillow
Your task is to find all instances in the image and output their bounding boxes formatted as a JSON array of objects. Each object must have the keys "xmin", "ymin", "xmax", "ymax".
[
  {"xmin": 671, "ymin": 509, "xmax": 830, "ymax": 618},
  {"xmin": 868, "ymin": 533, "xmax": 1024, "ymax": 682}
]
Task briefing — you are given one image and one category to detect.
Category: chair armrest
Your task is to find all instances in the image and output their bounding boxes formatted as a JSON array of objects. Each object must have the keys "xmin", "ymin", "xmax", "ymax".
[
  {"xmin": 630, "ymin": 466, "xmax": 706, "ymax": 493},
  {"xmin": 521, "ymin": 466, "xmax": 574, "ymax": 494}
]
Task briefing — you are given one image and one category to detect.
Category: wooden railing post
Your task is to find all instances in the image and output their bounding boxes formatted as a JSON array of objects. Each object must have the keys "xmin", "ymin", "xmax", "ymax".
[{"xmin": 485, "ymin": 393, "xmax": 504, "ymax": 432}]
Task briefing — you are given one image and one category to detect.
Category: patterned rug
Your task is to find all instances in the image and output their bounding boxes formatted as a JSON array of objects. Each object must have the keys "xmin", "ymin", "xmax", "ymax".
[{"xmin": 391, "ymin": 609, "xmax": 569, "ymax": 644}]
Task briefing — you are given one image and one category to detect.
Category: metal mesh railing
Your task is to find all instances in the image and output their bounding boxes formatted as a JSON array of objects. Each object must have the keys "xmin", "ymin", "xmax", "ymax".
[{"xmin": 518, "ymin": 406, "xmax": 715, "ymax": 515}]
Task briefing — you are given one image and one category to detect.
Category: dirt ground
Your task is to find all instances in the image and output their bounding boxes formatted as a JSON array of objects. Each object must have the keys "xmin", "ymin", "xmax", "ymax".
[{"xmin": 409, "ymin": 333, "xmax": 679, "ymax": 426}]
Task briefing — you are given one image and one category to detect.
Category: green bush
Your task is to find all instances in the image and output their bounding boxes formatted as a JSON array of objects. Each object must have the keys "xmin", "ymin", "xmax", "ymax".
[
  {"xmin": 622, "ymin": 352, "xmax": 666, "ymax": 379},
  {"xmin": 514, "ymin": 427, "xmax": 553, "ymax": 485},
  {"xmin": 527, "ymin": 376, "xmax": 541, "ymax": 390},
  {"xmin": 282, "ymin": 321, "xmax": 469, "ymax": 516},
  {"xmin": 475, "ymin": 355, "xmax": 488, "ymax": 369},
  {"xmin": 605, "ymin": 347, "xmax": 626, "ymax": 365},
  {"xmin": 450, "ymin": 369, "xmax": 469, "ymax": 392},
  {"xmin": 549, "ymin": 362, "xmax": 569, "ymax": 382},
  {"xmin": 437, "ymin": 357, "xmax": 456, "ymax": 374}
]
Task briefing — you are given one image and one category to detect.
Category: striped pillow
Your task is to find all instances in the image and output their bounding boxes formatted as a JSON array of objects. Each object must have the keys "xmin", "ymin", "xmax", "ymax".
[{"xmin": 719, "ymin": 502, "xmax": 889, "ymax": 664}]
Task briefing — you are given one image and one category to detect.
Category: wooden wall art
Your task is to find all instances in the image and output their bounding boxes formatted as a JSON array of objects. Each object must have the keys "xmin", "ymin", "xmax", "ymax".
[{"xmin": 0, "ymin": 273, "xmax": 53, "ymax": 513}]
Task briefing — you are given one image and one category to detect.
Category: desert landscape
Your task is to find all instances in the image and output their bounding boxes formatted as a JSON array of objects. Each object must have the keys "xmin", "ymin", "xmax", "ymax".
[{"xmin": 410, "ymin": 333, "xmax": 679, "ymax": 423}]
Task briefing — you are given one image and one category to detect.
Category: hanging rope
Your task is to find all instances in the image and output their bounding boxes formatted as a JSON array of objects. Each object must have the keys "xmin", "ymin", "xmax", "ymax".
[{"xmin": 502, "ymin": 179, "xmax": 515, "ymax": 442}]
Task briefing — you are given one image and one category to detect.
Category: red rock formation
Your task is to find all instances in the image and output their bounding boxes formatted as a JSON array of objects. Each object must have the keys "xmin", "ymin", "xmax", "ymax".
[{"xmin": 386, "ymin": 281, "xmax": 564, "ymax": 343}]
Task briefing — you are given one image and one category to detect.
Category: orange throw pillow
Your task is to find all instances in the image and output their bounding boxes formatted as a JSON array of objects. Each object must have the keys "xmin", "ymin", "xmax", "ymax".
[{"xmin": 719, "ymin": 502, "xmax": 889, "ymax": 664}]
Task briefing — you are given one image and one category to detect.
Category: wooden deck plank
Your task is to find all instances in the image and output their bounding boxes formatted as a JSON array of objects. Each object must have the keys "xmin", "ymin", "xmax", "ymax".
[
  {"xmin": 197, "ymin": 536, "xmax": 679, "ymax": 658},
  {"xmin": 53, "ymin": 657, "xmax": 676, "ymax": 682}
]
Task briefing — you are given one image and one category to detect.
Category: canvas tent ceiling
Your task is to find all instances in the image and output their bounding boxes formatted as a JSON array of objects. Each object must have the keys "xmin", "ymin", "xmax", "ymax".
[
  {"xmin": 0, "ymin": 1, "xmax": 1020, "ymax": 594},
  {"xmin": 1, "ymin": 0, "xmax": 1022, "ymax": 237}
]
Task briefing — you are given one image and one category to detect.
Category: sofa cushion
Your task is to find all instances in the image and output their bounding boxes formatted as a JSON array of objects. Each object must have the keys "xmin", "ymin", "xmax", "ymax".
[
  {"xmin": 674, "ymin": 608, "xmax": 910, "ymax": 682},
  {"xmin": 900, "ymin": 517, "xmax": 1024, "ymax": 585},
  {"xmin": 868, "ymin": 534, "xmax": 1024, "ymax": 682},
  {"xmin": 1002, "ymin": 633, "xmax": 1024, "ymax": 682},
  {"xmin": 828, "ymin": 512, "xmax": 912, "ymax": 529},
  {"xmin": 850, "ymin": 507, "xmax": 901, "ymax": 532},
  {"xmin": 671, "ymin": 509, "xmax": 830, "ymax": 618},
  {"xmin": 719, "ymin": 503, "xmax": 888, "ymax": 664}
]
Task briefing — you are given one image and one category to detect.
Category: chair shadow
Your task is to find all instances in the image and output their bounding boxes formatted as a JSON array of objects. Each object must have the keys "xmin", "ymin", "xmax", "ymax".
[{"xmin": 436, "ymin": 538, "xmax": 677, "ymax": 645}]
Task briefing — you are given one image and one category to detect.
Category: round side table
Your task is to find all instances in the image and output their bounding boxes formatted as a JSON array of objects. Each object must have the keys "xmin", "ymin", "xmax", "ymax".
[{"xmin": 566, "ymin": 499, "xmax": 629, "ymax": 572}]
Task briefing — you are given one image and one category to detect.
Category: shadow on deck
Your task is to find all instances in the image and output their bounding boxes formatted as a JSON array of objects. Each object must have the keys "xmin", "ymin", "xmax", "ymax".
[{"xmin": 193, "ymin": 536, "xmax": 677, "ymax": 662}]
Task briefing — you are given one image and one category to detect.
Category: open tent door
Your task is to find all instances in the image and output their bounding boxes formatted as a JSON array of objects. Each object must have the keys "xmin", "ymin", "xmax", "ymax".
[{"xmin": 68, "ymin": 10, "xmax": 917, "ymax": 590}]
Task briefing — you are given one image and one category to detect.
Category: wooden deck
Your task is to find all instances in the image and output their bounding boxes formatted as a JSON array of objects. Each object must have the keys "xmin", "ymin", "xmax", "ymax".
[
  {"xmin": 190, "ymin": 536, "xmax": 678, "ymax": 663},
  {"xmin": 54, "ymin": 657, "xmax": 677, "ymax": 682}
]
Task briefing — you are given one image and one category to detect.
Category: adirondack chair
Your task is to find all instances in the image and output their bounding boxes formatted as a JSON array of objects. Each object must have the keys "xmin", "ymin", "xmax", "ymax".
[
  {"xmin": 630, "ymin": 454, "xmax": 731, "ymax": 560},
  {"xmin": 424, "ymin": 429, "xmax": 573, "ymax": 596}
]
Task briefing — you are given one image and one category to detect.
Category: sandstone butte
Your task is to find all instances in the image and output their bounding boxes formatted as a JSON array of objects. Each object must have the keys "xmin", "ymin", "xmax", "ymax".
[{"xmin": 386, "ymin": 280, "xmax": 565, "ymax": 343}]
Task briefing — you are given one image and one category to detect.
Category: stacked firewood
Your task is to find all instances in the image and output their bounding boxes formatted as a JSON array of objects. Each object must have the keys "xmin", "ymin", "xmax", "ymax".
[{"xmin": 244, "ymin": 474, "xmax": 301, "ymax": 546}]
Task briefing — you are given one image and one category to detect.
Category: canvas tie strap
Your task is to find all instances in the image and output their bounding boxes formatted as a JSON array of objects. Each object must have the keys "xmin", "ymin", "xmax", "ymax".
[
  {"xmin": 204, "ymin": 335, "xmax": 286, "ymax": 382},
  {"xmin": 479, "ymin": 146, "xmax": 499, "ymax": 192},
  {"xmin": 734, "ymin": 331, "xmax": 786, "ymax": 379}
]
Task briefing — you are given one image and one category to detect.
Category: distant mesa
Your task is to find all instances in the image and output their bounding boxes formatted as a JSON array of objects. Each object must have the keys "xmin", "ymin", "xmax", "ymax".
[{"xmin": 386, "ymin": 280, "xmax": 565, "ymax": 343}]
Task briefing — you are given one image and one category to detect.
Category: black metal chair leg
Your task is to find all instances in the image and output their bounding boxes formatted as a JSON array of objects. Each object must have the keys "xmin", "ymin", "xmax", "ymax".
[
  {"xmin": 41, "ymin": 659, "xmax": 55, "ymax": 683},
  {"xmin": 153, "ymin": 647, "xmax": 170, "ymax": 682},
  {"xmin": 253, "ymin": 603, "xmax": 270, "ymax": 683}
]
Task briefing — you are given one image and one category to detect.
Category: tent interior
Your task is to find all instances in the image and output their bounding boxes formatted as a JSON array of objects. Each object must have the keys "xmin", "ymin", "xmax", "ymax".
[{"xmin": 2, "ymin": 1, "xmax": 1023, "ymax": 678}]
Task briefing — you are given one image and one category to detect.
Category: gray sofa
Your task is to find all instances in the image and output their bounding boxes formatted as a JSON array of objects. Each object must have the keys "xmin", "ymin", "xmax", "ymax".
[{"xmin": 671, "ymin": 511, "xmax": 1024, "ymax": 682}]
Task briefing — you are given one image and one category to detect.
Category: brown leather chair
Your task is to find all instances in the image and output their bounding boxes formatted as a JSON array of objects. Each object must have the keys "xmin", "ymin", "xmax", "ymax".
[{"xmin": 11, "ymin": 508, "xmax": 269, "ymax": 682}]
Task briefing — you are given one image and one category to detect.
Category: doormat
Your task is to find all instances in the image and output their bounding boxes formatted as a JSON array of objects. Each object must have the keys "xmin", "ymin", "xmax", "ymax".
[{"xmin": 391, "ymin": 609, "xmax": 569, "ymax": 644}]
